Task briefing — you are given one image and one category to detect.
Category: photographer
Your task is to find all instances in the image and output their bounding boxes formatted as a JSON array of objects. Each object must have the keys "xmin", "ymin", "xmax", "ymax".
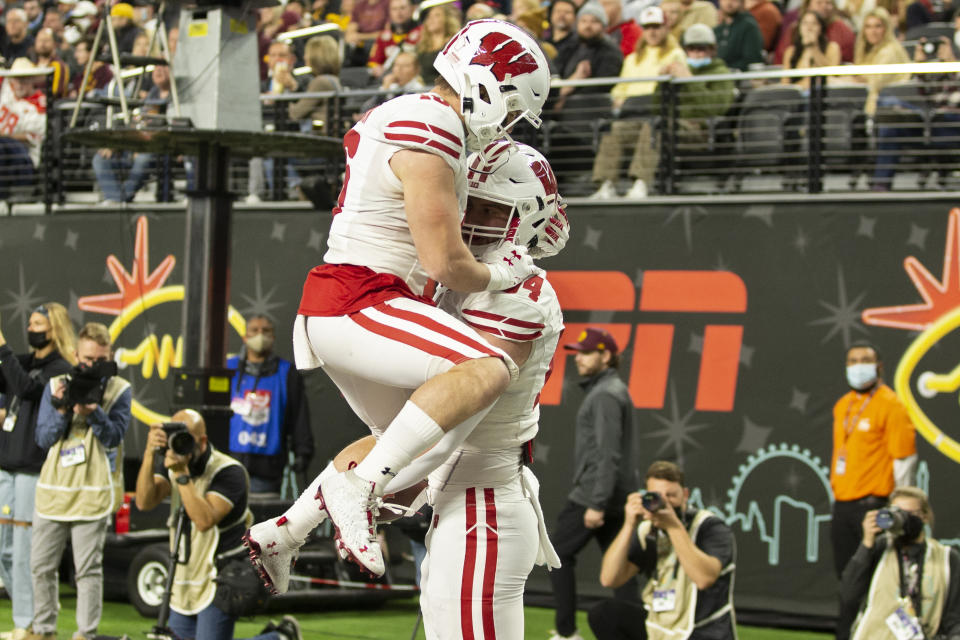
[
  {"xmin": 840, "ymin": 487, "xmax": 960, "ymax": 640},
  {"xmin": 589, "ymin": 461, "xmax": 736, "ymax": 640},
  {"xmin": 0, "ymin": 303, "xmax": 75, "ymax": 638},
  {"xmin": 134, "ymin": 409, "xmax": 300, "ymax": 640},
  {"xmin": 31, "ymin": 322, "xmax": 131, "ymax": 640}
]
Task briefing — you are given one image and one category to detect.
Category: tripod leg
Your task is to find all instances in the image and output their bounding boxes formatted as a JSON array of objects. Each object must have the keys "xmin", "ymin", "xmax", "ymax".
[
  {"xmin": 103, "ymin": 13, "xmax": 131, "ymax": 125},
  {"xmin": 69, "ymin": 12, "xmax": 107, "ymax": 128}
]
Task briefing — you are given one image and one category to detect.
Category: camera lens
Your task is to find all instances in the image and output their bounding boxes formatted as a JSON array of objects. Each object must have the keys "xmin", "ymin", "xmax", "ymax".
[
  {"xmin": 169, "ymin": 431, "xmax": 195, "ymax": 457},
  {"xmin": 876, "ymin": 507, "xmax": 905, "ymax": 533},
  {"xmin": 642, "ymin": 492, "xmax": 665, "ymax": 512}
]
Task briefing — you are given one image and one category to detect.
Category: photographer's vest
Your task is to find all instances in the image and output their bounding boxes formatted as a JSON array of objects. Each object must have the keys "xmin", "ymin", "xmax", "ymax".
[
  {"xmin": 34, "ymin": 375, "xmax": 130, "ymax": 521},
  {"xmin": 167, "ymin": 448, "xmax": 253, "ymax": 616},
  {"xmin": 851, "ymin": 539, "xmax": 950, "ymax": 640},
  {"xmin": 638, "ymin": 509, "xmax": 736, "ymax": 640}
]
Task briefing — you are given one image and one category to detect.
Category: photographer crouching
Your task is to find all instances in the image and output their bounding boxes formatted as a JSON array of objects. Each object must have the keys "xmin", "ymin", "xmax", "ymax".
[
  {"xmin": 588, "ymin": 461, "xmax": 736, "ymax": 640},
  {"xmin": 840, "ymin": 487, "xmax": 960, "ymax": 640},
  {"xmin": 32, "ymin": 322, "xmax": 131, "ymax": 640},
  {"xmin": 134, "ymin": 409, "xmax": 301, "ymax": 640}
]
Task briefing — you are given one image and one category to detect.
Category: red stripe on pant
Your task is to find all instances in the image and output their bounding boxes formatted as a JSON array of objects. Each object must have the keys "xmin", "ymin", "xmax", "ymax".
[
  {"xmin": 349, "ymin": 311, "xmax": 471, "ymax": 365},
  {"xmin": 373, "ymin": 302, "xmax": 504, "ymax": 360},
  {"xmin": 461, "ymin": 488, "xmax": 479, "ymax": 639},
  {"xmin": 482, "ymin": 488, "xmax": 499, "ymax": 640}
]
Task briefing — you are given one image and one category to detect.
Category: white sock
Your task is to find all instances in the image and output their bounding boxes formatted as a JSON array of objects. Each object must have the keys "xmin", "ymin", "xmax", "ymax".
[
  {"xmin": 354, "ymin": 401, "xmax": 444, "ymax": 494},
  {"xmin": 282, "ymin": 461, "xmax": 337, "ymax": 542}
]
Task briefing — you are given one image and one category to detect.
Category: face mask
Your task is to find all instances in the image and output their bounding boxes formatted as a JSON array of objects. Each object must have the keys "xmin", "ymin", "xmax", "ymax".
[
  {"xmin": 687, "ymin": 56, "xmax": 712, "ymax": 69},
  {"xmin": 846, "ymin": 362, "xmax": 878, "ymax": 390},
  {"xmin": 27, "ymin": 330, "xmax": 51, "ymax": 349},
  {"xmin": 246, "ymin": 333, "xmax": 274, "ymax": 354}
]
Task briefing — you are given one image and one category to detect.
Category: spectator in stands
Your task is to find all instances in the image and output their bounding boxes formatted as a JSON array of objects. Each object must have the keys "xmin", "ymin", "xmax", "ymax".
[
  {"xmin": 345, "ymin": 0, "xmax": 390, "ymax": 53},
  {"xmin": 871, "ymin": 33, "xmax": 959, "ymax": 190},
  {"xmin": 746, "ymin": 0, "xmax": 782, "ymax": 53},
  {"xmin": 1, "ymin": 9, "xmax": 35, "ymax": 63},
  {"xmin": 24, "ymin": 0, "xmax": 44, "ymax": 37},
  {"xmin": 109, "ymin": 3, "xmax": 143, "ymax": 55},
  {"xmin": 465, "ymin": 1, "xmax": 497, "ymax": 20},
  {"xmin": 660, "ymin": 0, "xmax": 685, "ymax": 33},
  {"xmin": 905, "ymin": 0, "xmax": 956, "ymax": 32},
  {"xmin": 715, "ymin": 0, "xmax": 765, "ymax": 69},
  {"xmin": 414, "ymin": 1, "xmax": 461, "ymax": 86},
  {"xmin": 376, "ymin": 49, "xmax": 423, "ymax": 96},
  {"xmin": 367, "ymin": 0, "xmax": 421, "ymax": 77},
  {"xmin": 671, "ymin": 0, "xmax": 718, "ymax": 40},
  {"xmin": 549, "ymin": 0, "xmax": 582, "ymax": 74},
  {"xmin": 248, "ymin": 39, "xmax": 310, "ymax": 203},
  {"xmin": 781, "ymin": 10, "xmax": 842, "ymax": 87},
  {"xmin": 838, "ymin": 0, "xmax": 877, "ymax": 30},
  {"xmin": 0, "ymin": 58, "xmax": 47, "ymax": 200},
  {"xmin": 591, "ymin": 5, "xmax": 686, "ymax": 199},
  {"xmin": 601, "ymin": 0, "xmax": 642, "ymax": 57},
  {"xmin": 851, "ymin": 7, "xmax": 910, "ymax": 114},
  {"xmin": 68, "ymin": 37, "xmax": 113, "ymax": 98},
  {"xmin": 775, "ymin": 0, "xmax": 855, "ymax": 64},
  {"xmin": 593, "ymin": 23, "xmax": 734, "ymax": 198},
  {"xmin": 555, "ymin": 2, "xmax": 625, "ymax": 107},
  {"xmin": 92, "ymin": 64, "xmax": 173, "ymax": 204},
  {"xmin": 289, "ymin": 35, "xmax": 343, "ymax": 133},
  {"xmin": 312, "ymin": 0, "xmax": 353, "ymax": 30},
  {"xmin": 30, "ymin": 28, "xmax": 69, "ymax": 98},
  {"xmin": 61, "ymin": 0, "xmax": 96, "ymax": 50}
]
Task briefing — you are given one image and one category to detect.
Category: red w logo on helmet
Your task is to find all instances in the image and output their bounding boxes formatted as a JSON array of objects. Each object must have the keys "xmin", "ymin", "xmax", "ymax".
[
  {"xmin": 470, "ymin": 32, "xmax": 539, "ymax": 81},
  {"xmin": 530, "ymin": 159, "xmax": 559, "ymax": 197}
]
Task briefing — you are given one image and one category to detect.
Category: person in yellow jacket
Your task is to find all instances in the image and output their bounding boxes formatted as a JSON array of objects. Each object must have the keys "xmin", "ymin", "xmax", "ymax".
[
  {"xmin": 840, "ymin": 487, "xmax": 960, "ymax": 640},
  {"xmin": 134, "ymin": 409, "xmax": 301, "ymax": 640},
  {"xmin": 29, "ymin": 323, "xmax": 131, "ymax": 640}
]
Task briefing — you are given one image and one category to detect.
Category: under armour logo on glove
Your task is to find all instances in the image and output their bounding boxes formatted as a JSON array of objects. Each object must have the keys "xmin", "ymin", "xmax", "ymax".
[
  {"xmin": 483, "ymin": 242, "xmax": 544, "ymax": 292},
  {"xmin": 500, "ymin": 249, "xmax": 522, "ymax": 266}
]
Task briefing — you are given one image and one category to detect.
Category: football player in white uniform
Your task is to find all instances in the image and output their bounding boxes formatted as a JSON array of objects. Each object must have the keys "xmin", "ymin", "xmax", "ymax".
[
  {"xmin": 243, "ymin": 20, "xmax": 551, "ymax": 578},
  {"xmin": 248, "ymin": 141, "xmax": 569, "ymax": 640}
]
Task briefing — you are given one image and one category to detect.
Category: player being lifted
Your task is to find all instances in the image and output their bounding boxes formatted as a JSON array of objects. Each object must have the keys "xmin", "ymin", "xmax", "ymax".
[
  {"xmin": 251, "ymin": 140, "xmax": 570, "ymax": 639},
  {"xmin": 243, "ymin": 20, "xmax": 551, "ymax": 576}
]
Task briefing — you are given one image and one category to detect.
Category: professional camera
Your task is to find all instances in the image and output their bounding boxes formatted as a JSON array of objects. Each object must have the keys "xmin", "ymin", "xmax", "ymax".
[
  {"xmin": 50, "ymin": 360, "xmax": 118, "ymax": 411},
  {"xmin": 642, "ymin": 491, "xmax": 666, "ymax": 512},
  {"xmin": 922, "ymin": 40, "xmax": 938, "ymax": 58},
  {"xmin": 159, "ymin": 422, "xmax": 195, "ymax": 457},
  {"xmin": 876, "ymin": 506, "xmax": 907, "ymax": 533}
]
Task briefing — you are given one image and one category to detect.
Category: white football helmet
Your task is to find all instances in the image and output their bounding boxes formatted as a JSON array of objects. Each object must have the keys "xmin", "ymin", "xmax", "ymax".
[
  {"xmin": 434, "ymin": 20, "xmax": 550, "ymax": 152},
  {"xmin": 463, "ymin": 140, "xmax": 570, "ymax": 259}
]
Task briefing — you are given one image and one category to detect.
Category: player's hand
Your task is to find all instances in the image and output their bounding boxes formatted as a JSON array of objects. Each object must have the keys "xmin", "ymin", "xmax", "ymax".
[
  {"xmin": 584, "ymin": 508, "xmax": 605, "ymax": 529},
  {"xmin": 862, "ymin": 509, "xmax": 882, "ymax": 548},
  {"xmin": 482, "ymin": 242, "xmax": 543, "ymax": 291}
]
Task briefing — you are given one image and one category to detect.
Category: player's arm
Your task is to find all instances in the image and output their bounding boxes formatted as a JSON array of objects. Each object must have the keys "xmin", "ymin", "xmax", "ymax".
[{"xmin": 392, "ymin": 149, "xmax": 495, "ymax": 292}]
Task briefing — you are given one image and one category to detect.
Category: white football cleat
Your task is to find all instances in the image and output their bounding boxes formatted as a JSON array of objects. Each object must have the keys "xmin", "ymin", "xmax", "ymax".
[
  {"xmin": 317, "ymin": 469, "xmax": 384, "ymax": 577},
  {"xmin": 243, "ymin": 517, "xmax": 301, "ymax": 594}
]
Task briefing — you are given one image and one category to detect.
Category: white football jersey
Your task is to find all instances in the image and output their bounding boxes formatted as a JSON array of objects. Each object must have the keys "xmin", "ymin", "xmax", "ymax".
[
  {"xmin": 323, "ymin": 92, "xmax": 468, "ymax": 297},
  {"xmin": 442, "ymin": 274, "xmax": 564, "ymax": 450},
  {"xmin": 0, "ymin": 78, "xmax": 46, "ymax": 166}
]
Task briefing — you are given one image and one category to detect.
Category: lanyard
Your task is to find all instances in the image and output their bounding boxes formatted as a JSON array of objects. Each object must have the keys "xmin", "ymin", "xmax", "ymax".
[
  {"xmin": 897, "ymin": 545, "xmax": 924, "ymax": 617},
  {"xmin": 841, "ymin": 387, "xmax": 877, "ymax": 450}
]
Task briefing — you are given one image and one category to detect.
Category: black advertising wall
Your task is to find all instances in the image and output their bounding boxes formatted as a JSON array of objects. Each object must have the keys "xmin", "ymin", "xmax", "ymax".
[{"xmin": 1, "ymin": 199, "xmax": 959, "ymax": 618}]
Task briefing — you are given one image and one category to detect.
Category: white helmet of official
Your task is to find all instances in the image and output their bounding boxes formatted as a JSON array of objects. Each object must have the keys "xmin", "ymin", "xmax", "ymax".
[
  {"xmin": 434, "ymin": 19, "xmax": 550, "ymax": 153},
  {"xmin": 463, "ymin": 140, "xmax": 570, "ymax": 259}
]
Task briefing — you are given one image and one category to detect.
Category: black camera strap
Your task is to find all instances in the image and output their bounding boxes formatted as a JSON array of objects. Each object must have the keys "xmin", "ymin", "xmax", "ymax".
[{"xmin": 896, "ymin": 543, "xmax": 925, "ymax": 617}]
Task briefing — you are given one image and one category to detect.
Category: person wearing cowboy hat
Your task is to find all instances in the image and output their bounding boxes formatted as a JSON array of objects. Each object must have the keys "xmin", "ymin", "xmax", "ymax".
[{"xmin": 0, "ymin": 58, "xmax": 48, "ymax": 199}]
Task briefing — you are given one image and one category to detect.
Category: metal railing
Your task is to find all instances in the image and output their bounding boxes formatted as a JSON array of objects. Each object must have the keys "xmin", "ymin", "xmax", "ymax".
[{"xmin": 25, "ymin": 61, "xmax": 960, "ymax": 210}]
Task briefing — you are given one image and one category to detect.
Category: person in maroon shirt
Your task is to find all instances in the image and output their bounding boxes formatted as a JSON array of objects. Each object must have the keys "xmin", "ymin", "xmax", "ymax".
[{"xmin": 774, "ymin": 0, "xmax": 854, "ymax": 63}]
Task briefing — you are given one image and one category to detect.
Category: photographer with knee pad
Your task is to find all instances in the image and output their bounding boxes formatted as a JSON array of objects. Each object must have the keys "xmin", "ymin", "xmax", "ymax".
[
  {"xmin": 31, "ymin": 322, "xmax": 131, "ymax": 640},
  {"xmin": 588, "ymin": 461, "xmax": 736, "ymax": 640},
  {"xmin": 135, "ymin": 409, "xmax": 300, "ymax": 640}
]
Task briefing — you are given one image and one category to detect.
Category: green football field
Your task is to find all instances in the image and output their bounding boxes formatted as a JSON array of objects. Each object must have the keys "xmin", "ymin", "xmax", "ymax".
[{"xmin": 0, "ymin": 593, "xmax": 832, "ymax": 639}]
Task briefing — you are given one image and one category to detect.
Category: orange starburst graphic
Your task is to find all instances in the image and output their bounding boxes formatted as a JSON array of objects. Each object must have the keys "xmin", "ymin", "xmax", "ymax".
[
  {"xmin": 78, "ymin": 216, "xmax": 176, "ymax": 316},
  {"xmin": 862, "ymin": 208, "xmax": 960, "ymax": 331}
]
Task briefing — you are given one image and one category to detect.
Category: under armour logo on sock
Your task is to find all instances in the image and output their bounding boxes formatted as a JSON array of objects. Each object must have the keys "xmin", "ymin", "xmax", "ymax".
[{"xmin": 381, "ymin": 466, "xmax": 397, "ymax": 477}]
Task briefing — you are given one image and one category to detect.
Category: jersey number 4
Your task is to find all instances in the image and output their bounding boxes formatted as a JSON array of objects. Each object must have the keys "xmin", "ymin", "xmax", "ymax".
[{"xmin": 505, "ymin": 275, "xmax": 543, "ymax": 302}]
